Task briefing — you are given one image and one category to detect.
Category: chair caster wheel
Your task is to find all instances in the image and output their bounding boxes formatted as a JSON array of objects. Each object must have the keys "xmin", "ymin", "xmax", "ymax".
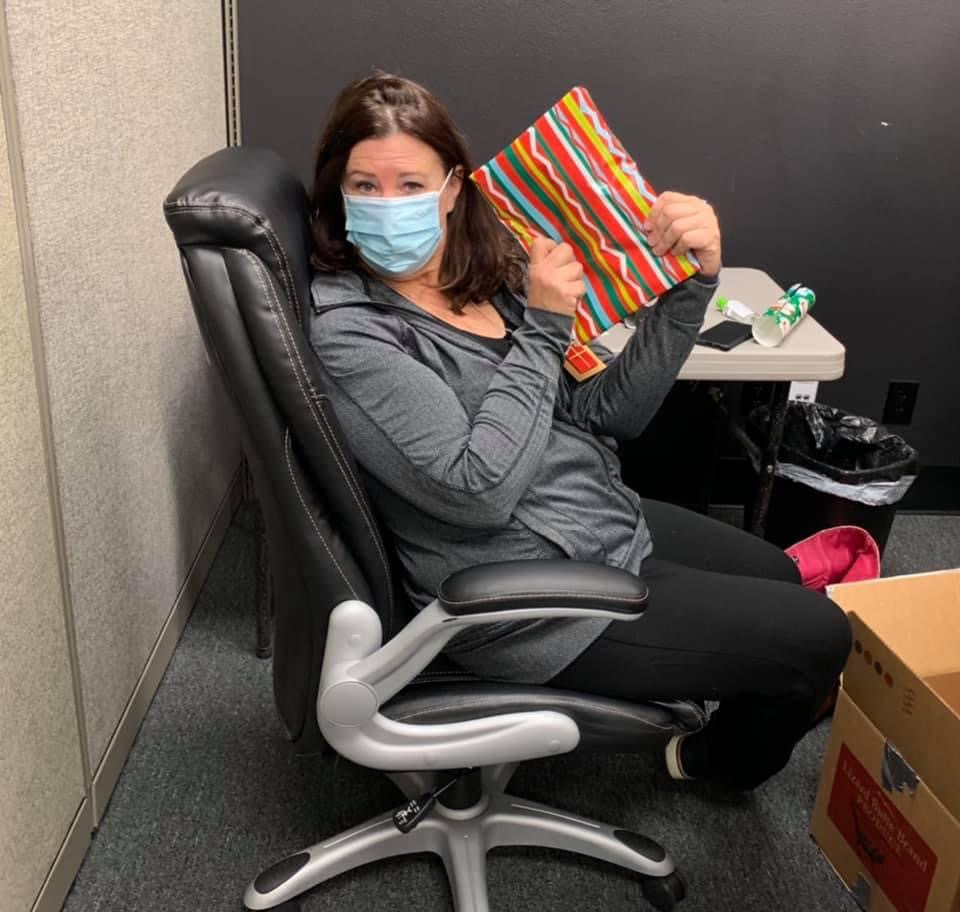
[{"xmin": 641, "ymin": 870, "xmax": 687, "ymax": 911}]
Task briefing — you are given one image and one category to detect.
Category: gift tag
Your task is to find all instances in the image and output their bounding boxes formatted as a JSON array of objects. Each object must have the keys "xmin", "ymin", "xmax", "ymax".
[{"xmin": 564, "ymin": 342, "xmax": 607, "ymax": 382}]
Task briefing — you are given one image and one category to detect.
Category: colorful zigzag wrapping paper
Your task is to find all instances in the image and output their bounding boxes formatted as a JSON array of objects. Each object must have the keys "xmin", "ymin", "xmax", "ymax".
[{"xmin": 471, "ymin": 86, "xmax": 699, "ymax": 346}]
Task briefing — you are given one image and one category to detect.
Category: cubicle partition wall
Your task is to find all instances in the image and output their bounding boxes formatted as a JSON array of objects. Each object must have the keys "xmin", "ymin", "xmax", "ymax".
[
  {"xmin": 0, "ymin": 83, "xmax": 88, "ymax": 912},
  {"xmin": 0, "ymin": 4, "xmax": 239, "ymax": 910}
]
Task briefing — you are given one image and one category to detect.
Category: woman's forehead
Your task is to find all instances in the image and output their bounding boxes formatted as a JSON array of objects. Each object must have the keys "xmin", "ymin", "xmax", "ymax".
[{"xmin": 346, "ymin": 133, "xmax": 443, "ymax": 176}]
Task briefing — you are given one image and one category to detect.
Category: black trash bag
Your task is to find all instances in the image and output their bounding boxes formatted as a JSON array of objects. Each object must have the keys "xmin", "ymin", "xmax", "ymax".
[
  {"xmin": 751, "ymin": 402, "xmax": 919, "ymax": 495},
  {"xmin": 780, "ymin": 402, "xmax": 918, "ymax": 483}
]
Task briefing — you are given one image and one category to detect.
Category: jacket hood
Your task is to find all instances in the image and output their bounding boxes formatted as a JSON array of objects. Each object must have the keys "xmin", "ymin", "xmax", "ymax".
[{"xmin": 310, "ymin": 270, "xmax": 417, "ymax": 314}]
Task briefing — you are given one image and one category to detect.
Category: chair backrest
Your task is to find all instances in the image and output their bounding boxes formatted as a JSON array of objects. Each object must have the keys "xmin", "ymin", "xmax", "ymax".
[{"xmin": 164, "ymin": 146, "xmax": 404, "ymax": 746}]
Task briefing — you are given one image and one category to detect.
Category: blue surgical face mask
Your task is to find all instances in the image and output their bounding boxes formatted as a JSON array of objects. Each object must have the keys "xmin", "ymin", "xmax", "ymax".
[{"xmin": 342, "ymin": 170, "xmax": 454, "ymax": 278}]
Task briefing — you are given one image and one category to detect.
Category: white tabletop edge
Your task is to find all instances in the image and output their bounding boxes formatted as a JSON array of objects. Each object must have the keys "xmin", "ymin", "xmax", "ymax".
[{"xmin": 596, "ymin": 267, "xmax": 846, "ymax": 383}]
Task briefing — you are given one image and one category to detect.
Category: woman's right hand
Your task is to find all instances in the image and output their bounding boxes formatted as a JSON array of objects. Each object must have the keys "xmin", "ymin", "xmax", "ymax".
[{"xmin": 527, "ymin": 237, "xmax": 586, "ymax": 317}]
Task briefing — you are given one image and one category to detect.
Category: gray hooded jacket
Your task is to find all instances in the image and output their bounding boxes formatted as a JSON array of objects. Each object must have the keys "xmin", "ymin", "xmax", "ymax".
[{"xmin": 308, "ymin": 270, "xmax": 716, "ymax": 682}]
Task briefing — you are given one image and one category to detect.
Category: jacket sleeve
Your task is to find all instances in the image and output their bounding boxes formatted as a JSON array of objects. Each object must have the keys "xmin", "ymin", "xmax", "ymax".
[
  {"xmin": 310, "ymin": 306, "xmax": 572, "ymax": 529},
  {"xmin": 560, "ymin": 275, "xmax": 717, "ymax": 440}
]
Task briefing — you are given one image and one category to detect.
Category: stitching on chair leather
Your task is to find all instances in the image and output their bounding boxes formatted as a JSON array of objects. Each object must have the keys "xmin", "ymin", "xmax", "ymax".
[
  {"xmin": 414, "ymin": 670, "xmax": 478, "ymax": 679},
  {"xmin": 389, "ymin": 697, "xmax": 674, "ymax": 730},
  {"xmin": 166, "ymin": 202, "xmax": 301, "ymax": 322},
  {"xmin": 239, "ymin": 250, "xmax": 394, "ymax": 628},
  {"xmin": 284, "ymin": 428, "xmax": 357, "ymax": 597},
  {"xmin": 312, "ymin": 409, "xmax": 395, "ymax": 630},
  {"xmin": 250, "ymin": 256, "xmax": 395, "ymax": 626},
  {"xmin": 440, "ymin": 590, "xmax": 645, "ymax": 607},
  {"xmin": 240, "ymin": 251, "xmax": 394, "ymax": 622}
]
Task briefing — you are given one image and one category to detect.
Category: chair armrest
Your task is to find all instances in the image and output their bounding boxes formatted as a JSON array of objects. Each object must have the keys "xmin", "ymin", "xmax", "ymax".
[
  {"xmin": 333, "ymin": 560, "xmax": 647, "ymax": 706},
  {"xmin": 437, "ymin": 559, "xmax": 648, "ymax": 616},
  {"xmin": 317, "ymin": 559, "xmax": 647, "ymax": 771}
]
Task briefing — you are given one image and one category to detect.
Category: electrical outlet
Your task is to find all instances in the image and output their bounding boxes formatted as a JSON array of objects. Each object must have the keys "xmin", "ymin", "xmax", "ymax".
[
  {"xmin": 882, "ymin": 380, "xmax": 919, "ymax": 425},
  {"xmin": 789, "ymin": 381, "xmax": 819, "ymax": 403}
]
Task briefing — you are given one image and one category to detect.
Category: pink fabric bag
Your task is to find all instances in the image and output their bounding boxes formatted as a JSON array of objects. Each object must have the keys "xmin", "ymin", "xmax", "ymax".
[
  {"xmin": 785, "ymin": 525, "xmax": 881, "ymax": 593},
  {"xmin": 786, "ymin": 526, "xmax": 880, "ymax": 721}
]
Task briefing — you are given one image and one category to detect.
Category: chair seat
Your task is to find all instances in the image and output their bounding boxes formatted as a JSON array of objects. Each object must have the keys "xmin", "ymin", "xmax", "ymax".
[{"xmin": 383, "ymin": 679, "xmax": 706, "ymax": 752}]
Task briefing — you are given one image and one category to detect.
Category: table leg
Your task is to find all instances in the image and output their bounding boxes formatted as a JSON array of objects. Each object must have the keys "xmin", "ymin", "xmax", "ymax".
[{"xmin": 749, "ymin": 381, "xmax": 791, "ymax": 538}]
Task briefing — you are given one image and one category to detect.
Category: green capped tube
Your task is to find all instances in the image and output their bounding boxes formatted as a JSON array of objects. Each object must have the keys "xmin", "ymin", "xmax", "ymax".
[{"xmin": 752, "ymin": 283, "xmax": 816, "ymax": 347}]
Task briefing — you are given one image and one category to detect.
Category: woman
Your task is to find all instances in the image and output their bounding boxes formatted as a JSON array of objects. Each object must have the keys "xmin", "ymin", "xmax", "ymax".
[{"xmin": 308, "ymin": 73, "xmax": 851, "ymax": 791}]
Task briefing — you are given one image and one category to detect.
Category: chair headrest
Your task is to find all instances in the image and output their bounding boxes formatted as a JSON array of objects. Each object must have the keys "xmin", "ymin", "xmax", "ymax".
[{"xmin": 163, "ymin": 145, "xmax": 314, "ymax": 322}]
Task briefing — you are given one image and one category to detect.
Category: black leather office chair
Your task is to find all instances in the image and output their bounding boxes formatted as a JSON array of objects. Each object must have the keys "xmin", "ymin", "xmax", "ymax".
[{"xmin": 163, "ymin": 146, "xmax": 705, "ymax": 912}]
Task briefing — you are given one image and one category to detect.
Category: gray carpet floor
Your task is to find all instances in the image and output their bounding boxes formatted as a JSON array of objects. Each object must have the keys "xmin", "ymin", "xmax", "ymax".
[{"xmin": 62, "ymin": 509, "xmax": 960, "ymax": 912}]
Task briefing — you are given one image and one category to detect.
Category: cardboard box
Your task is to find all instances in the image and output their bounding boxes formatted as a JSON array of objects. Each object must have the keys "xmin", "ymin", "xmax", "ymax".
[{"xmin": 811, "ymin": 569, "xmax": 960, "ymax": 912}]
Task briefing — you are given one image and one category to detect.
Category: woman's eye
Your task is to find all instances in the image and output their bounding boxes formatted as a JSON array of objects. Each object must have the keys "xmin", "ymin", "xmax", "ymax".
[
  {"xmin": 356, "ymin": 181, "xmax": 376, "ymax": 193},
  {"xmin": 403, "ymin": 182, "xmax": 424, "ymax": 193}
]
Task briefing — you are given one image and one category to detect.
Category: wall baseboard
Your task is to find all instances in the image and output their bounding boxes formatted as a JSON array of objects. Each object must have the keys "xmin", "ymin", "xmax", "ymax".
[
  {"xmin": 91, "ymin": 463, "xmax": 244, "ymax": 825},
  {"xmin": 29, "ymin": 463, "xmax": 242, "ymax": 908},
  {"xmin": 31, "ymin": 799, "xmax": 93, "ymax": 912},
  {"xmin": 898, "ymin": 465, "xmax": 960, "ymax": 513}
]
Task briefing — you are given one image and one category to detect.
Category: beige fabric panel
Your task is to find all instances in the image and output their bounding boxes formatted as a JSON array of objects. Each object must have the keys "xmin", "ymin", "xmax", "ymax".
[
  {"xmin": 3, "ymin": 1, "xmax": 239, "ymax": 769},
  {"xmin": 0, "ymin": 91, "xmax": 86, "ymax": 912}
]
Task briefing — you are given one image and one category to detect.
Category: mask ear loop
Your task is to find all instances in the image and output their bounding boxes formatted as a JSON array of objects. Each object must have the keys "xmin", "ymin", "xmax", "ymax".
[{"xmin": 437, "ymin": 169, "xmax": 458, "ymax": 224}]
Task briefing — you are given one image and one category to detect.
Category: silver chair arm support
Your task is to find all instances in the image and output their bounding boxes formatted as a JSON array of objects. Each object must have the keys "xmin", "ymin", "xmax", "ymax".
[{"xmin": 317, "ymin": 598, "xmax": 635, "ymax": 772}]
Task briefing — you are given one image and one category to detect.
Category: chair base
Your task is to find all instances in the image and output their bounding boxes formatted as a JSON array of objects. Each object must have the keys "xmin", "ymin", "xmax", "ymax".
[{"xmin": 244, "ymin": 767, "xmax": 683, "ymax": 912}]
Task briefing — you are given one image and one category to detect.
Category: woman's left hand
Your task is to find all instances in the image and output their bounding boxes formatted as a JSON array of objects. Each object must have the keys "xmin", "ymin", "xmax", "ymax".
[{"xmin": 643, "ymin": 192, "xmax": 722, "ymax": 278}]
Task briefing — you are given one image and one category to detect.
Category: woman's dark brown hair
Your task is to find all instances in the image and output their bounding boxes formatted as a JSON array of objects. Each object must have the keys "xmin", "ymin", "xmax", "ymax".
[{"xmin": 310, "ymin": 72, "xmax": 526, "ymax": 311}]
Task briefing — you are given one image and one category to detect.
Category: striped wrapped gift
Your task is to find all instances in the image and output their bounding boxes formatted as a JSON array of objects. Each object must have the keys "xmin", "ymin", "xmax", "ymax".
[{"xmin": 472, "ymin": 86, "xmax": 699, "ymax": 355}]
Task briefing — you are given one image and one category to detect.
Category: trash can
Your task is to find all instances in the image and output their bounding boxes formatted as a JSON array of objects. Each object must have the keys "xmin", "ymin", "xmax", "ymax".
[{"xmin": 750, "ymin": 402, "xmax": 919, "ymax": 555}]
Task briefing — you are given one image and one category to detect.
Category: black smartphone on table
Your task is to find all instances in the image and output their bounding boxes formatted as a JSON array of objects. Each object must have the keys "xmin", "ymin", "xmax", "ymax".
[{"xmin": 696, "ymin": 321, "xmax": 755, "ymax": 351}]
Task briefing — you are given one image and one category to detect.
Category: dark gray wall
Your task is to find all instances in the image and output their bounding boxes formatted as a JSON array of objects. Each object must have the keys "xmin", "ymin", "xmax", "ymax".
[{"xmin": 238, "ymin": 0, "xmax": 960, "ymax": 465}]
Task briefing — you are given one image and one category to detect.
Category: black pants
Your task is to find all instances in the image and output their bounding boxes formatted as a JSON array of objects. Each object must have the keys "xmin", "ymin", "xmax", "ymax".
[{"xmin": 550, "ymin": 499, "xmax": 852, "ymax": 790}]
